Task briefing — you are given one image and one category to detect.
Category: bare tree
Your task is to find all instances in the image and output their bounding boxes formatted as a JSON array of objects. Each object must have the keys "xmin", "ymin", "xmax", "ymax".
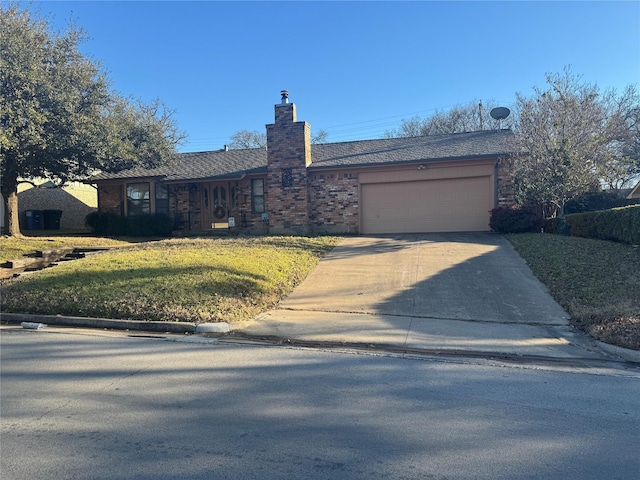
[
  {"xmin": 312, "ymin": 128, "xmax": 329, "ymax": 144},
  {"xmin": 228, "ymin": 130, "xmax": 267, "ymax": 149},
  {"xmin": 597, "ymin": 87, "xmax": 640, "ymax": 189},
  {"xmin": 384, "ymin": 116, "xmax": 426, "ymax": 138},
  {"xmin": 513, "ymin": 67, "xmax": 639, "ymax": 217},
  {"xmin": 229, "ymin": 128, "xmax": 329, "ymax": 149},
  {"xmin": 384, "ymin": 100, "xmax": 515, "ymax": 138}
]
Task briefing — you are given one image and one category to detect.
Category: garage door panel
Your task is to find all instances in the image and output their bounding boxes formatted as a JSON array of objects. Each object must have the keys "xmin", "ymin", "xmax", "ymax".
[{"xmin": 361, "ymin": 176, "xmax": 492, "ymax": 234}]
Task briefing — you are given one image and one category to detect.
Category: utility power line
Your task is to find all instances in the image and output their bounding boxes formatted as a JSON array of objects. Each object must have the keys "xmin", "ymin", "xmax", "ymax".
[{"xmin": 181, "ymin": 100, "xmax": 516, "ymax": 150}]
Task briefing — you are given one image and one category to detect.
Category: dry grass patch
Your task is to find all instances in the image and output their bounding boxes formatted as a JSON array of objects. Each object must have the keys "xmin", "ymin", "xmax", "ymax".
[
  {"xmin": 1, "ymin": 236, "xmax": 339, "ymax": 323},
  {"xmin": 0, "ymin": 235, "xmax": 136, "ymax": 260},
  {"xmin": 506, "ymin": 233, "xmax": 640, "ymax": 350}
]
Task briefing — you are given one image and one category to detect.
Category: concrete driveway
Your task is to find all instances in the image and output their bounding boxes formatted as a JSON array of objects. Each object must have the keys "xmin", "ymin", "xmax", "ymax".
[{"xmin": 238, "ymin": 233, "xmax": 609, "ymax": 360}]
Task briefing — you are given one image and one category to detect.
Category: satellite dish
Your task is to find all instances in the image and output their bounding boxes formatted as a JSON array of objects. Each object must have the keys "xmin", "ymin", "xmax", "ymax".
[
  {"xmin": 490, "ymin": 107, "xmax": 511, "ymax": 120},
  {"xmin": 490, "ymin": 107, "xmax": 511, "ymax": 129}
]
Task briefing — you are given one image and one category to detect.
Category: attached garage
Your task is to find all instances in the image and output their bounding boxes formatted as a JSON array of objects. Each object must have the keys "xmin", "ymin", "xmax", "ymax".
[{"xmin": 359, "ymin": 161, "xmax": 496, "ymax": 234}]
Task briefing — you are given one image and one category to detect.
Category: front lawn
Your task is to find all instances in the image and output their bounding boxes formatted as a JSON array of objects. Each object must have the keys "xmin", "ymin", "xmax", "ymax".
[
  {"xmin": 507, "ymin": 233, "xmax": 640, "ymax": 350},
  {"xmin": 1, "ymin": 235, "xmax": 136, "ymax": 260},
  {"xmin": 1, "ymin": 236, "xmax": 339, "ymax": 323}
]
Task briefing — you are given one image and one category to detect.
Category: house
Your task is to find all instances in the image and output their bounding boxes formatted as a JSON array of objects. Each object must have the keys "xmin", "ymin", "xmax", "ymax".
[
  {"xmin": 0, "ymin": 180, "xmax": 97, "ymax": 233},
  {"xmin": 17, "ymin": 180, "xmax": 97, "ymax": 231},
  {"xmin": 91, "ymin": 92, "xmax": 517, "ymax": 235},
  {"xmin": 628, "ymin": 182, "xmax": 640, "ymax": 200}
]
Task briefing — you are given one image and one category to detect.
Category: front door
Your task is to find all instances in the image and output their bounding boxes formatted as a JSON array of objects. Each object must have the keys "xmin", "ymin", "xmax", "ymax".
[{"xmin": 201, "ymin": 182, "xmax": 230, "ymax": 228}]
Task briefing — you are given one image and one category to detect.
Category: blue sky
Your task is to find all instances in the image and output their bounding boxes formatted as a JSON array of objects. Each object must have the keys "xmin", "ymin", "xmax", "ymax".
[{"xmin": 25, "ymin": 1, "xmax": 640, "ymax": 152}]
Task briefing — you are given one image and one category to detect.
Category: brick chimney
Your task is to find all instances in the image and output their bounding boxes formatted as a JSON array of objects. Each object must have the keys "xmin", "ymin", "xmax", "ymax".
[{"xmin": 266, "ymin": 91, "xmax": 312, "ymax": 233}]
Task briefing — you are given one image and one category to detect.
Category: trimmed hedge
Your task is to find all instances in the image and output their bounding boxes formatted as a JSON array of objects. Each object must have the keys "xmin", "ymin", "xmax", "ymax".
[
  {"xmin": 489, "ymin": 206, "xmax": 544, "ymax": 234},
  {"xmin": 564, "ymin": 205, "xmax": 640, "ymax": 245},
  {"xmin": 85, "ymin": 212, "xmax": 173, "ymax": 237},
  {"xmin": 564, "ymin": 190, "xmax": 639, "ymax": 214},
  {"xmin": 127, "ymin": 213, "xmax": 173, "ymax": 237}
]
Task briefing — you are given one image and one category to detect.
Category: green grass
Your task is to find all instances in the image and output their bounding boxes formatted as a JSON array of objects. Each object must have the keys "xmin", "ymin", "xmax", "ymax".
[
  {"xmin": 506, "ymin": 233, "xmax": 640, "ymax": 350},
  {"xmin": 1, "ymin": 236, "xmax": 340, "ymax": 323}
]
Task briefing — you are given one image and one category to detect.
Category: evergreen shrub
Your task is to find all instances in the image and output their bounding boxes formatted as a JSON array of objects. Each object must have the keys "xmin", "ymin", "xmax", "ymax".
[
  {"xmin": 85, "ymin": 212, "xmax": 172, "ymax": 237},
  {"xmin": 489, "ymin": 206, "xmax": 545, "ymax": 233},
  {"xmin": 565, "ymin": 205, "xmax": 640, "ymax": 245}
]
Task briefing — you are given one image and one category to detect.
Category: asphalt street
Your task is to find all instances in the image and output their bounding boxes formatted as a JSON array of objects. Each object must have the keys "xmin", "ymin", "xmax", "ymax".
[{"xmin": 2, "ymin": 328, "xmax": 639, "ymax": 480}]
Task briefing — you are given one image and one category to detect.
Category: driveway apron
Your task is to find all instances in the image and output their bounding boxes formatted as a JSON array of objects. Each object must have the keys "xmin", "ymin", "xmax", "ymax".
[{"xmin": 245, "ymin": 233, "xmax": 607, "ymax": 360}]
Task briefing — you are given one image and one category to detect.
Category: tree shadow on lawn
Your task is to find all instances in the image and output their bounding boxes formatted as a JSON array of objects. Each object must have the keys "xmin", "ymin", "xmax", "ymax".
[
  {"xmin": 255, "ymin": 235, "xmax": 341, "ymax": 255},
  {"xmin": 1, "ymin": 264, "xmax": 274, "ymax": 321},
  {"xmin": 14, "ymin": 263, "xmax": 268, "ymax": 289}
]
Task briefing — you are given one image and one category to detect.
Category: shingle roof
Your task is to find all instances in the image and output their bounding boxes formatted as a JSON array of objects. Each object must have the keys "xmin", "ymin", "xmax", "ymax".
[
  {"xmin": 91, "ymin": 130, "xmax": 516, "ymax": 182},
  {"xmin": 91, "ymin": 148, "xmax": 267, "ymax": 181},
  {"xmin": 310, "ymin": 129, "xmax": 516, "ymax": 169}
]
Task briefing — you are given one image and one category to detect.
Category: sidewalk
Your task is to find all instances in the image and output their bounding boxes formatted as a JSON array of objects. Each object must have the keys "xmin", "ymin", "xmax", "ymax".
[{"xmin": 233, "ymin": 309, "xmax": 612, "ymax": 361}]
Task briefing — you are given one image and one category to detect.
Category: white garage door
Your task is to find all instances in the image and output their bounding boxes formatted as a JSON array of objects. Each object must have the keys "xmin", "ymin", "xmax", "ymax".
[{"xmin": 361, "ymin": 176, "xmax": 493, "ymax": 234}]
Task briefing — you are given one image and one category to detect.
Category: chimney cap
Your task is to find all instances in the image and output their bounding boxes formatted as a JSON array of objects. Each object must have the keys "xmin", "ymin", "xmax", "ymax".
[{"xmin": 280, "ymin": 90, "xmax": 289, "ymax": 104}]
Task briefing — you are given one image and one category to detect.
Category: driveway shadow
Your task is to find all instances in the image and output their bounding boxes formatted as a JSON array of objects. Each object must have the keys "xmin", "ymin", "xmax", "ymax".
[{"xmin": 283, "ymin": 233, "xmax": 568, "ymax": 326}]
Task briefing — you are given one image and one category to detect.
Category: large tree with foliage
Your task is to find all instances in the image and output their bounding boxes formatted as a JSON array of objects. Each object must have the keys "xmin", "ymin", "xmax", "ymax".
[
  {"xmin": 0, "ymin": 4, "xmax": 185, "ymax": 236},
  {"xmin": 514, "ymin": 67, "xmax": 639, "ymax": 217},
  {"xmin": 384, "ymin": 99, "xmax": 515, "ymax": 137}
]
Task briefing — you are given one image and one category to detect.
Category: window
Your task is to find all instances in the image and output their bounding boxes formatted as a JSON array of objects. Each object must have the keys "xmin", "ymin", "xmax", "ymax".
[
  {"xmin": 155, "ymin": 183, "xmax": 169, "ymax": 216},
  {"xmin": 127, "ymin": 183, "xmax": 150, "ymax": 216},
  {"xmin": 251, "ymin": 179, "xmax": 265, "ymax": 213}
]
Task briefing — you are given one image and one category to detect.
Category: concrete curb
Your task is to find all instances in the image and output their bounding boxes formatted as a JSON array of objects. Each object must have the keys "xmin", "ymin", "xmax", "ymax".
[
  {"xmin": 2, "ymin": 312, "xmax": 638, "ymax": 364},
  {"xmin": 595, "ymin": 341, "xmax": 640, "ymax": 363},
  {"xmin": 195, "ymin": 322, "xmax": 230, "ymax": 333},
  {"xmin": 1, "ymin": 313, "xmax": 230, "ymax": 335}
]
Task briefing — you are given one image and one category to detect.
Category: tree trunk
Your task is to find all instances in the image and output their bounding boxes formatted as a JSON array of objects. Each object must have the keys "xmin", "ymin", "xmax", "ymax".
[
  {"xmin": 2, "ymin": 176, "xmax": 22, "ymax": 237},
  {"xmin": 557, "ymin": 202, "xmax": 566, "ymax": 219}
]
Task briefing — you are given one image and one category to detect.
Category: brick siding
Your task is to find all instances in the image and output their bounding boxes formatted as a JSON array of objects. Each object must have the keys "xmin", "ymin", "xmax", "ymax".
[
  {"xmin": 309, "ymin": 171, "xmax": 359, "ymax": 233},
  {"xmin": 19, "ymin": 187, "xmax": 97, "ymax": 230},
  {"xmin": 232, "ymin": 177, "xmax": 269, "ymax": 232},
  {"xmin": 98, "ymin": 184, "xmax": 122, "ymax": 214},
  {"xmin": 496, "ymin": 156, "xmax": 516, "ymax": 206}
]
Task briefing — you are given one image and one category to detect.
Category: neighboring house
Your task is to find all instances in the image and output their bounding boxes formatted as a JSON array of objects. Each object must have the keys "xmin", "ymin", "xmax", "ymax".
[
  {"xmin": 628, "ymin": 182, "xmax": 640, "ymax": 199},
  {"xmin": 91, "ymin": 93, "xmax": 517, "ymax": 235},
  {"xmin": 17, "ymin": 180, "xmax": 97, "ymax": 231}
]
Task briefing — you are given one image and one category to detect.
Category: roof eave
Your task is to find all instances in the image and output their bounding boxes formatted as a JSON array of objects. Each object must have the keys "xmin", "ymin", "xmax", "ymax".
[{"xmin": 90, "ymin": 174, "xmax": 168, "ymax": 183}]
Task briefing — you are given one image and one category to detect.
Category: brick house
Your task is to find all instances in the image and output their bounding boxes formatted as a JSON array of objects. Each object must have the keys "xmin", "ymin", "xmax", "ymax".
[
  {"xmin": 91, "ymin": 92, "xmax": 516, "ymax": 235},
  {"xmin": 17, "ymin": 181, "xmax": 97, "ymax": 231},
  {"xmin": 0, "ymin": 180, "xmax": 96, "ymax": 233}
]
